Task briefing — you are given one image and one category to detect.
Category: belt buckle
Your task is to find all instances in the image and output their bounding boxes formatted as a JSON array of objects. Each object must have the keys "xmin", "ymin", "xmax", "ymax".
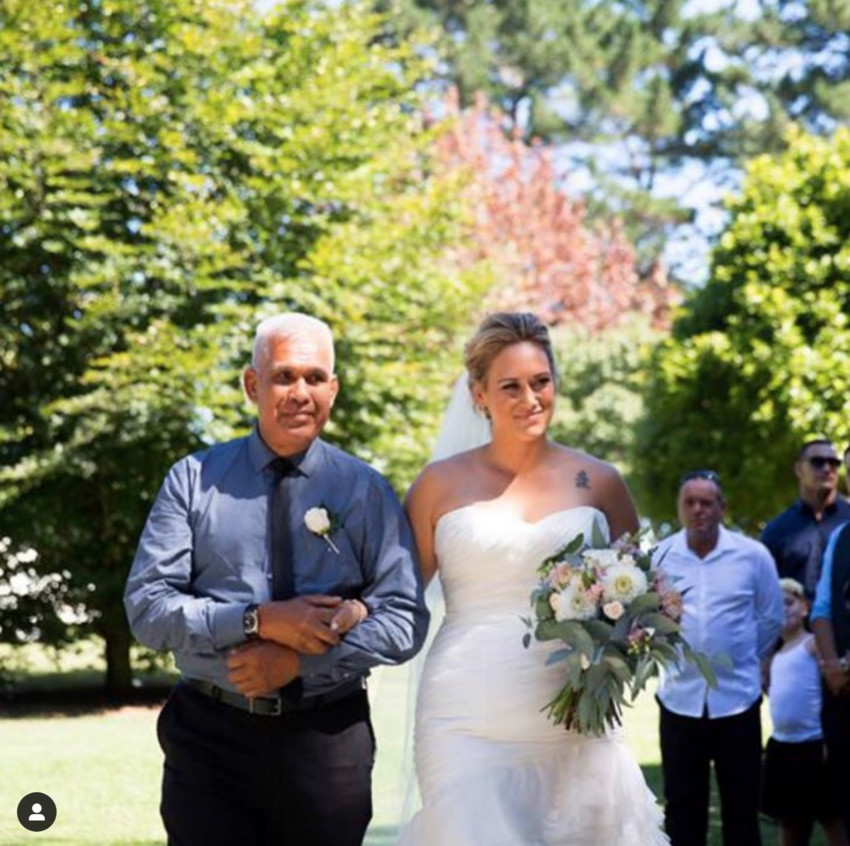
[{"xmin": 247, "ymin": 695, "xmax": 283, "ymax": 716}]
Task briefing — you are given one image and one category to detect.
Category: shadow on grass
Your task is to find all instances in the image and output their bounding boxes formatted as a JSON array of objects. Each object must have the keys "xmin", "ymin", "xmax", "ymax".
[
  {"xmin": 0, "ymin": 674, "xmax": 174, "ymax": 718},
  {"xmin": 3, "ymin": 840, "xmax": 163, "ymax": 846}
]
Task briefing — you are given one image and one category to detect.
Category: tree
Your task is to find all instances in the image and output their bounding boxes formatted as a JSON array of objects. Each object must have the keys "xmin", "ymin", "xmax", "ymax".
[
  {"xmin": 379, "ymin": 0, "xmax": 850, "ymax": 267},
  {"xmin": 632, "ymin": 126, "xmax": 850, "ymax": 527},
  {"xmin": 432, "ymin": 92, "xmax": 679, "ymax": 330},
  {"xmin": 0, "ymin": 0, "xmax": 482, "ymax": 689},
  {"xmin": 549, "ymin": 317, "xmax": 664, "ymax": 483}
]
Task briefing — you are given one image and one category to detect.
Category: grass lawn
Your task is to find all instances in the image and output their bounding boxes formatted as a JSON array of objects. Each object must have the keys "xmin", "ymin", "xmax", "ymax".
[{"xmin": 0, "ymin": 650, "xmax": 821, "ymax": 846}]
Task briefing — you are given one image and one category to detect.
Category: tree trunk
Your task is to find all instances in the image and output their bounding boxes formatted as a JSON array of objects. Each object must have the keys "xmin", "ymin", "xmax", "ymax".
[{"xmin": 102, "ymin": 612, "xmax": 133, "ymax": 693}]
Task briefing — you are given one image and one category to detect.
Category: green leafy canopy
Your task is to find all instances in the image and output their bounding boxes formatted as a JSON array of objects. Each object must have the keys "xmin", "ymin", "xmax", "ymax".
[
  {"xmin": 634, "ymin": 127, "xmax": 850, "ymax": 526},
  {"xmin": 0, "ymin": 0, "xmax": 484, "ymax": 687}
]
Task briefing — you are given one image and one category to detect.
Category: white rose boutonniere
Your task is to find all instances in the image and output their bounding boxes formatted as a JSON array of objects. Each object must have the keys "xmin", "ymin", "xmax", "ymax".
[{"xmin": 304, "ymin": 506, "xmax": 340, "ymax": 554}]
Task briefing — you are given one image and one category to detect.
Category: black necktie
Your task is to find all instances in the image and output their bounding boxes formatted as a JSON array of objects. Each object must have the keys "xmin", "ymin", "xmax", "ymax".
[
  {"xmin": 270, "ymin": 457, "xmax": 304, "ymax": 701},
  {"xmin": 270, "ymin": 457, "xmax": 297, "ymax": 601}
]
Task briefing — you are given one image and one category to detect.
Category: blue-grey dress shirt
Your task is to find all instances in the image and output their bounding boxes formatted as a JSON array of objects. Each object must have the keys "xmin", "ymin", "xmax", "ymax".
[{"xmin": 124, "ymin": 428, "xmax": 429, "ymax": 695}]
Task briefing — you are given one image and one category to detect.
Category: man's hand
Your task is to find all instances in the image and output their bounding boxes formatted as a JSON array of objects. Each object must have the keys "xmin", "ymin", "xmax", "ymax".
[
  {"xmin": 330, "ymin": 599, "xmax": 369, "ymax": 635},
  {"xmin": 227, "ymin": 641, "xmax": 299, "ymax": 698},
  {"xmin": 822, "ymin": 661, "xmax": 850, "ymax": 698},
  {"xmin": 259, "ymin": 595, "xmax": 342, "ymax": 654}
]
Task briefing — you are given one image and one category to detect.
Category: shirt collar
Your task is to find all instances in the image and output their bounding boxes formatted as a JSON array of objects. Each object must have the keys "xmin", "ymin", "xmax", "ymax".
[
  {"xmin": 795, "ymin": 497, "xmax": 840, "ymax": 518},
  {"xmin": 713, "ymin": 524, "xmax": 737, "ymax": 553},
  {"xmin": 247, "ymin": 426, "xmax": 324, "ymax": 478},
  {"xmin": 674, "ymin": 523, "xmax": 735, "ymax": 559}
]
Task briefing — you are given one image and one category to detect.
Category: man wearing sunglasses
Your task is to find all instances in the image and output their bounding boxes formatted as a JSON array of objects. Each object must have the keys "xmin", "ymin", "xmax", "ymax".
[{"xmin": 761, "ymin": 439, "xmax": 850, "ymax": 598}]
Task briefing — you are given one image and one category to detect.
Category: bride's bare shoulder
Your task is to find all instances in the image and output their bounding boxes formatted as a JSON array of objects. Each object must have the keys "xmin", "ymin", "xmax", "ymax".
[
  {"xmin": 548, "ymin": 443, "xmax": 620, "ymax": 478},
  {"xmin": 547, "ymin": 443, "xmax": 638, "ymax": 536},
  {"xmin": 405, "ymin": 448, "xmax": 486, "ymax": 516}
]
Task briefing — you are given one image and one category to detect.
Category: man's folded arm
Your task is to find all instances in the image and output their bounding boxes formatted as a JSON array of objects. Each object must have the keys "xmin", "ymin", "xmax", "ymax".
[{"xmin": 124, "ymin": 462, "xmax": 246, "ymax": 655}]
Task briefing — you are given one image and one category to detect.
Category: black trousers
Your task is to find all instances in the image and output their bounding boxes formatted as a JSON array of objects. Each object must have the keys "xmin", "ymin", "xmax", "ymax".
[
  {"xmin": 157, "ymin": 682, "xmax": 375, "ymax": 846},
  {"xmin": 659, "ymin": 698, "xmax": 763, "ymax": 846},
  {"xmin": 822, "ymin": 687, "xmax": 850, "ymax": 834}
]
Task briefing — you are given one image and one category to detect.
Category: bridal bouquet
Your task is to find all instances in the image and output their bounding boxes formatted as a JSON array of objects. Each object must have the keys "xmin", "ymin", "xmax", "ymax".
[{"xmin": 523, "ymin": 521, "xmax": 715, "ymax": 736}]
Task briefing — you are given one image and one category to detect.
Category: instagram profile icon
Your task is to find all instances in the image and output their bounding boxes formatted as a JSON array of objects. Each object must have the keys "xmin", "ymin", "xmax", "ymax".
[{"xmin": 17, "ymin": 792, "xmax": 57, "ymax": 832}]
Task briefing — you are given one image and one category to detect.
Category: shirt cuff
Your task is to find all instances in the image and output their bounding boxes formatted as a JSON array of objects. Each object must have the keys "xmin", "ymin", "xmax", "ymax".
[
  {"xmin": 211, "ymin": 603, "xmax": 247, "ymax": 649},
  {"xmin": 298, "ymin": 650, "xmax": 337, "ymax": 677}
]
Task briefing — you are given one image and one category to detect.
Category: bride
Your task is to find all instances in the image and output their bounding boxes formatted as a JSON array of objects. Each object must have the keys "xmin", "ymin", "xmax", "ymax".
[{"xmin": 397, "ymin": 312, "xmax": 669, "ymax": 845}]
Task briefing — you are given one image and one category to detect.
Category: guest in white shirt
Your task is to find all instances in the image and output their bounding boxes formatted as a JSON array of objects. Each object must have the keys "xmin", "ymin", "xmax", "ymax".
[{"xmin": 653, "ymin": 469, "xmax": 783, "ymax": 846}]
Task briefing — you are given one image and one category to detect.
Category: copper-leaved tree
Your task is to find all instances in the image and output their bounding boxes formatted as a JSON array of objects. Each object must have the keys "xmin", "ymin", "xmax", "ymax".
[
  {"xmin": 433, "ymin": 90, "xmax": 678, "ymax": 332},
  {"xmin": 430, "ymin": 92, "xmax": 678, "ymax": 479}
]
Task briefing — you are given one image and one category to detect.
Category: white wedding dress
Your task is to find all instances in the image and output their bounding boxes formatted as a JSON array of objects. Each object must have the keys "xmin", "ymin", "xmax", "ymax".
[{"xmin": 397, "ymin": 503, "xmax": 669, "ymax": 846}]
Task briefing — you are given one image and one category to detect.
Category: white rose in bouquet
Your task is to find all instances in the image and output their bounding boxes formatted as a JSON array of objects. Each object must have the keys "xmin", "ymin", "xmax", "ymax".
[
  {"xmin": 554, "ymin": 584, "xmax": 598, "ymax": 622},
  {"xmin": 582, "ymin": 548, "xmax": 619, "ymax": 570},
  {"xmin": 602, "ymin": 563, "xmax": 648, "ymax": 604}
]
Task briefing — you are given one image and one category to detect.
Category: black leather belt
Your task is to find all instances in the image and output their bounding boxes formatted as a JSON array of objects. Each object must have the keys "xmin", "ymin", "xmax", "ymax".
[{"xmin": 182, "ymin": 677, "xmax": 365, "ymax": 716}]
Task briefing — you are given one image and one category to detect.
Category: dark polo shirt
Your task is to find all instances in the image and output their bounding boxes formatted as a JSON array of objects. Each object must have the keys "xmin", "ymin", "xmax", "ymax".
[{"xmin": 760, "ymin": 497, "xmax": 850, "ymax": 597}]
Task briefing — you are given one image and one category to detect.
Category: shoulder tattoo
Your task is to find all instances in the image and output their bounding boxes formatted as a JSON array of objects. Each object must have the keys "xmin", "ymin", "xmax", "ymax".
[{"xmin": 575, "ymin": 470, "xmax": 590, "ymax": 489}]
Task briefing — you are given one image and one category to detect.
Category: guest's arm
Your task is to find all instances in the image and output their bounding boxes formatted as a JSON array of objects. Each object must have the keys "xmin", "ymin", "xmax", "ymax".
[
  {"xmin": 753, "ymin": 542, "xmax": 783, "ymax": 660},
  {"xmin": 811, "ymin": 530, "xmax": 850, "ymax": 697}
]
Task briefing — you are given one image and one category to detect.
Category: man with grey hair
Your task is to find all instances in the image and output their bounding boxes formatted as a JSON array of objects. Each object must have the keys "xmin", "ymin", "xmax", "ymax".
[{"xmin": 126, "ymin": 313, "xmax": 429, "ymax": 846}]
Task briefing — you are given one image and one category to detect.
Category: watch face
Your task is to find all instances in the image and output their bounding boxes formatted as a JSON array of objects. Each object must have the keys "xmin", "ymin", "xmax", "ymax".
[{"xmin": 243, "ymin": 606, "xmax": 259, "ymax": 637}]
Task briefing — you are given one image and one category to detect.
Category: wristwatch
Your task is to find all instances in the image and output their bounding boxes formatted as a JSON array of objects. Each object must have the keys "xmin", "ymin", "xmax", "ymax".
[{"xmin": 243, "ymin": 603, "xmax": 260, "ymax": 640}]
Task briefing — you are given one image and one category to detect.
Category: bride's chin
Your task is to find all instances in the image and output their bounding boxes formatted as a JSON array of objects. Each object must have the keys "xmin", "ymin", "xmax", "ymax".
[
  {"xmin": 517, "ymin": 415, "xmax": 550, "ymax": 433},
  {"xmin": 513, "ymin": 424, "xmax": 549, "ymax": 440}
]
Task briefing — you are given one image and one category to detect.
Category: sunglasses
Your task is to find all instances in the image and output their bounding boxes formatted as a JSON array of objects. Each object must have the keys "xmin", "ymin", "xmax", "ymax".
[
  {"xmin": 807, "ymin": 456, "xmax": 840, "ymax": 470},
  {"xmin": 679, "ymin": 469, "xmax": 721, "ymax": 486}
]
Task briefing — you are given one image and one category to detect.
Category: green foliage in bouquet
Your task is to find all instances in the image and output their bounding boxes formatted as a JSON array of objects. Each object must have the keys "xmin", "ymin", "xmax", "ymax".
[{"xmin": 522, "ymin": 523, "xmax": 716, "ymax": 736}]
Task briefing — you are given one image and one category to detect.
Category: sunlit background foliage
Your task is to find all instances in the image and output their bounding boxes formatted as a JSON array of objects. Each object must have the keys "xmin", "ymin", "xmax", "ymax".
[{"xmin": 1, "ymin": 0, "xmax": 848, "ymax": 687}]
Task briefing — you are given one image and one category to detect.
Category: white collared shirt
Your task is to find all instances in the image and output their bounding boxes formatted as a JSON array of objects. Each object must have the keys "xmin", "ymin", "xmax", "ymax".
[{"xmin": 654, "ymin": 525, "xmax": 783, "ymax": 719}]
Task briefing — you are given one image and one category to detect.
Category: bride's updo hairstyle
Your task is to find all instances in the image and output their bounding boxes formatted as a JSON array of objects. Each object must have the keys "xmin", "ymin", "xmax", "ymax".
[{"xmin": 464, "ymin": 312, "xmax": 556, "ymax": 387}]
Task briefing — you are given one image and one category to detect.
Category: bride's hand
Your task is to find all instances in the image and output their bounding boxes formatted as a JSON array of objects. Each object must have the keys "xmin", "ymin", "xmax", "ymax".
[{"xmin": 329, "ymin": 599, "xmax": 369, "ymax": 635}]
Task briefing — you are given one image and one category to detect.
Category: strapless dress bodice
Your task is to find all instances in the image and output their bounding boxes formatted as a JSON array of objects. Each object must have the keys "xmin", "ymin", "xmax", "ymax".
[{"xmin": 434, "ymin": 504, "xmax": 608, "ymax": 618}]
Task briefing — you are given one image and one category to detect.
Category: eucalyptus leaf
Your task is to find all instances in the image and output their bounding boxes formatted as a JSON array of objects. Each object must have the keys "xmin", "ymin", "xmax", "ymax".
[
  {"xmin": 639, "ymin": 611, "xmax": 680, "ymax": 634},
  {"xmin": 626, "ymin": 593, "xmax": 661, "ymax": 615}
]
